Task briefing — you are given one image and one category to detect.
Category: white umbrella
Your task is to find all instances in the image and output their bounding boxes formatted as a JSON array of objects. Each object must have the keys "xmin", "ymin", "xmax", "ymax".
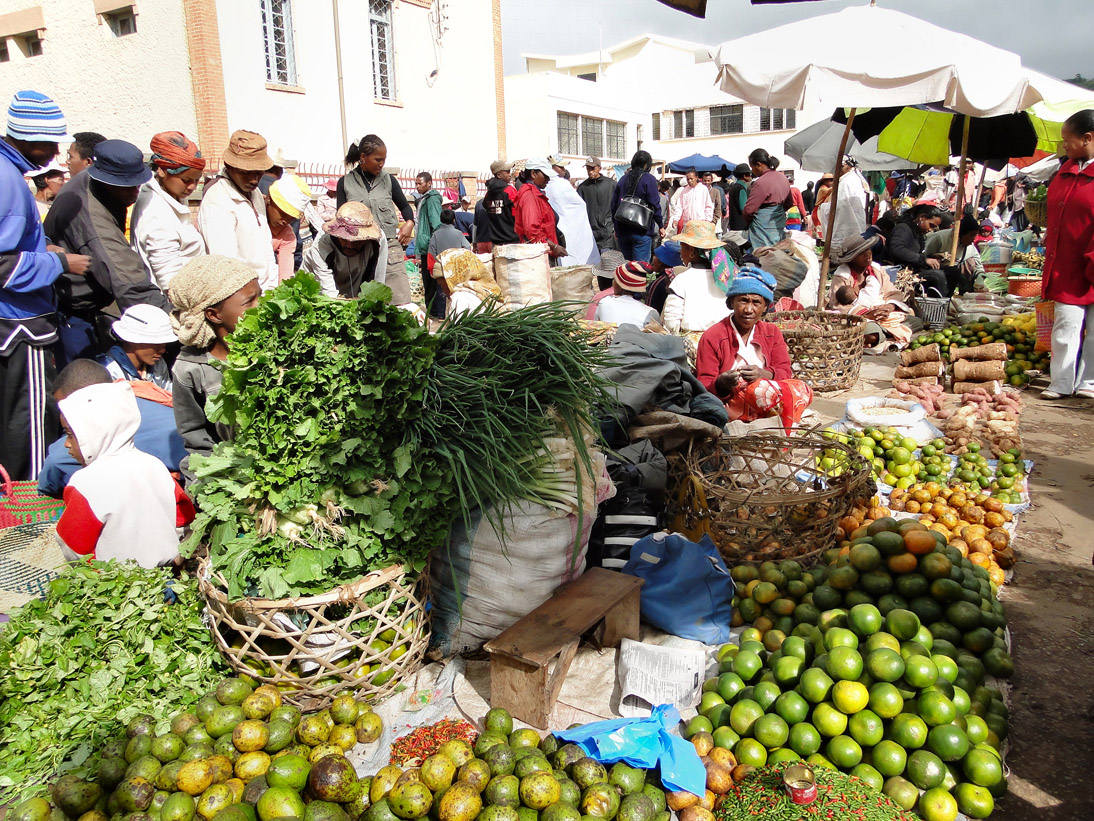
[
  {"xmin": 785, "ymin": 119, "xmax": 912, "ymax": 173},
  {"xmin": 712, "ymin": 2, "xmax": 1046, "ymax": 304}
]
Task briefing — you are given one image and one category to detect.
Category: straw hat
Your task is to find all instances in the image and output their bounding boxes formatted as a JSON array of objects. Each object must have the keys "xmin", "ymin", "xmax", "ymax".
[
  {"xmin": 324, "ymin": 202, "xmax": 382, "ymax": 242},
  {"xmin": 222, "ymin": 130, "xmax": 273, "ymax": 172},
  {"xmin": 672, "ymin": 220, "xmax": 723, "ymax": 250}
]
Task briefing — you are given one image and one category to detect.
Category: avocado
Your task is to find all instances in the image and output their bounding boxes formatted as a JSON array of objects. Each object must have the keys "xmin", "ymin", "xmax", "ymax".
[
  {"xmin": 608, "ymin": 764, "xmax": 644, "ymax": 796},
  {"xmin": 51, "ymin": 775, "xmax": 103, "ymax": 818},
  {"xmin": 303, "ymin": 802, "xmax": 350, "ymax": 821},
  {"xmin": 307, "ymin": 755, "xmax": 359, "ymax": 803},
  {"xmin": 97, "ymin": 757, "xmax": 128, "ymax": 791},
  {"xmin": 569, "ymin": 760, "xmax": 607, "ymax": 791},
  {"xmin": 114, "ymin": 778, "xmax": 155, "ymax": 814},
  {"xmin": 126, "ymin": 715, "xmax": 156, "ymax": 739}
]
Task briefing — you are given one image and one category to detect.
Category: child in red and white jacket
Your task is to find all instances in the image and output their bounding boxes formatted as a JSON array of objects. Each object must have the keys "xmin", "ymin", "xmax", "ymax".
[{"xmin": 56, "ymin": 381, "xmax": 195, "ymax": 567}]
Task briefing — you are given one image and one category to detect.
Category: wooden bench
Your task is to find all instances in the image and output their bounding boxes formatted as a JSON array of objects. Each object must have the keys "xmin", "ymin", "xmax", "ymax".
[{"xmin": 483, "ymin": 567, "xmax": 643, "ymax": 728}]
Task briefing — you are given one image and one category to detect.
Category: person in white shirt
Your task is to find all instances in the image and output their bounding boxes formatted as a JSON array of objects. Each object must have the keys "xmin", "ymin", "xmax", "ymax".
[
  {"xmin": 661, "ymin": 221, "xmax": 732, "ymax": 334},
  {"xmin": 818, "ymin": 156, "xmax": 869, "ymax": 253},
  {"xmin": 131, "ymin": 132, "xmax": 207, "ymax": 292},
  {"xmin": 594, "ymin": 261, "xmax": 658, "ymax": 327},
  {"xmin": 667, "ymin": 169, "xmax": 714, "ymax": 235},
  {"xmin": 196, "ymin": 130, "xmax": 278, "ymax": 291}
]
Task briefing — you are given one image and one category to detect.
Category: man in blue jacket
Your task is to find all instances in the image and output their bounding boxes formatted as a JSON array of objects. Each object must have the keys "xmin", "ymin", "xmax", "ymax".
[{"xmin": 0, "ymin": 90, "xmax": 90, "ymax": 480}]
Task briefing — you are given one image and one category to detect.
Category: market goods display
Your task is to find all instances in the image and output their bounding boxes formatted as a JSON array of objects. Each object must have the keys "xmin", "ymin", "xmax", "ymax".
[
  {"xmin": 771, "ymin": 311, "xmax": 866, "ymax": 393},
  {"xmin": 0, "ymin": 562, "xmax": 228, "ymax": 805},
  {"xmin": 711, "ymin": 761, "xmax": 919, "ymax": 821},
  {"xmin": 1022, "ymin": 185, "xmax": 1047, "ymax": 227},
  {"xmin": 828, "ymin": 427, "xmax": 930, "ymax": 489},
  {"xmin": 906, "ymin": 315, "xmax": 1047, "ymax": 388},
  {"xmin": 10, "ymin": 674, "xmax": 386, "ymax": 821},
  {"xmin": 702, "ymin": 516, "xmax": 1011, "ymax": 819},
  {"xmin": 183, "ymin": 276, "xmax": 613, "ymax": 704},
  {"xmin": 675, "ymin": 434, "xmax": 871, "ymax": 564}
]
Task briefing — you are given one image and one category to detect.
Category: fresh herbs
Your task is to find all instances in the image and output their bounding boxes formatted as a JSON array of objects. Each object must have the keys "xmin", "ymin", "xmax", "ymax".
[
  {"xmin": 0, "ymin": 561, "xmax": 226, "ymax": 804},
  {"xmin": 183, "ymin": 275, "xmax": 456, "ymax": 600}
]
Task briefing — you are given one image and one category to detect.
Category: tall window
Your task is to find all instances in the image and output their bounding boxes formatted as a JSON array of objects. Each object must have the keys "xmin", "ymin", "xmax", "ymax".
[
  {"xmin": 606, "ymin": 121, "xmax": 626, "ymax": 160},
  {"xmin": 636, "ymin": 123, "xmax": 644, "ymax": 151},
  {"xmin": 684, "ymin": 109, "xmax": 695, "ymax": 138},
  {"xmin": 709, "ymin": 104, "xmax": 744, "ymax": 135},
  {"xmin": 369, "ymin": 0, "xmax": 396, "ymax": 100},
  {"xmin": 260, "ymin": 0, "xmax": 297, "ymax": 85},
  {"xmin": 759, "ymin": 108, "xmax": 771, "ymax": 132},
  {"xmin": 581, "ymin": 117, "xmax": 604, "ymax": 157},
  {"xmin": 650, "ymin": 113, "xmax": 661, "ymax": 142},
  {"xmin": 759, "ymin": 108, "xmax": 795, "ymax": 132},
  {"xmin": 557, "ymin": 113, "xmax": 579, "ymax": 155},
  {"xmin": 673, "ymin": 111, "xmax": 683, "ymax": 139}
]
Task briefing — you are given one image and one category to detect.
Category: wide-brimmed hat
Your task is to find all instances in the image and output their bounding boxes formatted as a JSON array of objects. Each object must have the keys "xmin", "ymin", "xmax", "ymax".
[
  {"xmin": 733, "ymin": 163, "xmax": 751, "ymax": 177},
  {"xmin": 594, "ymin": 250, "xmax": 626, "ymax": 276},
  {"xmin": 268, "ymin": 147, "xmax": 298, "ymax": 169},
  {"xmin": 88, "ymin": 139, "xmax": 152, "ymax": 187},
  {"xmin": 672, "ymin": 220, "xmax": 723, "ymax": 250},
  {"xmin": 324, "ymin": 201, "xmax": 382, "ymax": 242},
  {"xmin": 25, "ymin": 159, "xmax": 65, "ymax": 179},
  {"xmin": 831, "ymin": 234, "xmax": 879, "ymax": 266},
  {"xmin": 323, "ymin": 177, "xmax": 339, "ymax": 193},
  {"xmin": 222, "ymin": 130, "xmax": 273, "ymax": 172},
  {"xmin": 111, "ymin": 304, "xmax": 177, "ymax": 345}
]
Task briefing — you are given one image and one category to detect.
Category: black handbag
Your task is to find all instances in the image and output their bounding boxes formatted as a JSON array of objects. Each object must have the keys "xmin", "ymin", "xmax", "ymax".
[{"xmin": 614, "ymin": 173, "xmax": 654, "ymax": 232}]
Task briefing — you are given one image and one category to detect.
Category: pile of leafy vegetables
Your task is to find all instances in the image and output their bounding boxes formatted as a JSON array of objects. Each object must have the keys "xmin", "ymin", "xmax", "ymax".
[
  {"xmin": 0, "ymin": 561, "xmax": 225, "ymax": 804},
  {"xmin": 185, "ymin": 276, "xmax": 617, "ymax": 602},
  {"xmin": 183, "ymin": 275, "xmax": 457, "ymax": 600}
]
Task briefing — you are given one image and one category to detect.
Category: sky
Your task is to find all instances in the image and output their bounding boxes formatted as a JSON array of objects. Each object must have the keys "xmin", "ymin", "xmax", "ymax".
[{"xmin": 501, "ymin": 0, "xmax": 1091, "ymax": 81}]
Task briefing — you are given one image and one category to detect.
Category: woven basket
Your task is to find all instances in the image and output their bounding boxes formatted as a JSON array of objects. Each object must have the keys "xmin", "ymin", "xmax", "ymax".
[
  {"xmin": 670, "ymin": 434, "xmax": 871, "ymax": 566},
  {"xmin": 772, "ymin": 310, "xmax": 866, "ymax": 392},
  {"xmin": 200, "ymin": 561, "xmax": 430, "ymax": 711},
  {"xmin": 1024, "ymin": 199, "xmax": 1048, "ymax": 228},
  {"xmin": 1007, "ymin": 276, "xmax": 1042, "ymax": 298}
]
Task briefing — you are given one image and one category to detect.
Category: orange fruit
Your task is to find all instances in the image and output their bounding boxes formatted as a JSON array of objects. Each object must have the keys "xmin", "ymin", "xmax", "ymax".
[
  {"xmin": 988, "ymin": 565, "xmax": 1005, "ymax": 586},
  {"xmin": 888, "ymin": 553, "xmax": 918, "ymax": 574},
  {"xmin": 949, "ymin": 492, "xmax": 967, "ymax": 509},
  {"xmin": 969, "ymin": 538, "xmax": 993, "ymax": 555},
  {"xmin": 924, "ymin": 482, "xmax": 942, "ymax": 496},
  {"xmin": 949, "ymin": 539, "xmax": 969, "ymax": 558},
  {"xmin": 904, "ymin": 500, "xmax": 921, "ymax": 514},
  {"xmin": 904, "ymin": 530, "xmax": 937, "ymax": 556},
  {"xmin": 920, "ymin": 502, "xmax": 934, "ymax": 516},
  {"xmin": 961, "ymin": 506, "xmax": 985, "ymax": 524},
  {"xmin": 968, "ymin": 553, "xmax": 991, "ymax": 568}
]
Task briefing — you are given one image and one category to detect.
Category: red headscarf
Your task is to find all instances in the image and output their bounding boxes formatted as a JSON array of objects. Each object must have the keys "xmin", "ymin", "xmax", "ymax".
[{"xmin": 149, "ymin": 131, "xmax": 206, "ymax": 172}]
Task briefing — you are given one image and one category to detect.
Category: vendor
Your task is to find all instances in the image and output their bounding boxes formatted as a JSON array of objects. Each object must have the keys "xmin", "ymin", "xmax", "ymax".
[
  {"xmin": 302, "ymin": 201, "xmax": 390, "ymax": 299},
  {"xmin": 696, "ymin": 267, "xmax": 813, "ymax": 431},
  {"xmin": 660, "ymin": 221, "xmax": 733, "ymax": 334},
  {"xmin": 829, "ymin": 234, "xmax": 918, "ymax": 351},
  {"xmin": 887, "ymin": 203, "xmax": 946, "ymax": 296},
  {"xmin": 923, "ymin": 214, "xmax": 984, "ymax": 295}
]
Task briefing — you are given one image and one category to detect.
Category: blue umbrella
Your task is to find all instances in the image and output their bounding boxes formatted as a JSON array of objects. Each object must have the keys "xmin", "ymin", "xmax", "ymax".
[{"xmin": 666, "ymin": 153, "xmax": 736, "ymax": 174}]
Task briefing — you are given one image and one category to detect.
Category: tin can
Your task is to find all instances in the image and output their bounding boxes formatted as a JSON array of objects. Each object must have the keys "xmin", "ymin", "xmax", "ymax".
[{"xmin": 783, "ymin": 763, "xmax": 817, "ymax": 805}]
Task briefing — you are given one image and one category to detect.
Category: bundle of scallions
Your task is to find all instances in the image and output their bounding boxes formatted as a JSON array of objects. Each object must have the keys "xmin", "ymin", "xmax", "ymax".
[{"xmin": 411, "ymin": 300, "xmax": 618, "ymax": 527}]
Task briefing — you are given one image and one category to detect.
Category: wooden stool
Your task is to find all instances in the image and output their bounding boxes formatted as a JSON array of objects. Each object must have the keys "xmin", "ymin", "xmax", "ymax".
[{"xmin": 483, "ymin": 567, "xmax": 643, "ymax": 728}]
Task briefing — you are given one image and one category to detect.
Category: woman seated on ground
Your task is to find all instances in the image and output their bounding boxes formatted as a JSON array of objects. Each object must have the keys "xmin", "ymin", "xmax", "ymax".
[
  {"xmin": 660, "ymin": 221, "xmax": 734, "ymax": 334},
  {"xmin": 829, "ymin": 234, "xmax": 919, "ymax": 351},
  {"xmin": 888, "ymin": 203, "xmax": 946, "ymax": 297},
  {"xmin": 696, "ymin": 267, "xmax": 813, "ymax": 431}
]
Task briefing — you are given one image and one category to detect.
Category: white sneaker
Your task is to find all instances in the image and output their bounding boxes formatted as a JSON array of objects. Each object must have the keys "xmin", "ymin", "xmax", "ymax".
[
  {"xmin": 1076, "ymin": 389, "xmax": 1094, "ymax": 400},
  {"xmin": 1041, "ymin": 389, "xmax": 1067, "ymax": 399}
]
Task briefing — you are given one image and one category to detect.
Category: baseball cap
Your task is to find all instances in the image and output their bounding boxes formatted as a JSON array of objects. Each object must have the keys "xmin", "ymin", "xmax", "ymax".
[
  {"xmin": 490, "ymin": 159, "xmax": 513, "ymax": 175},
  {"xmin": 585, "ymin": 156, "xmax": 601, "ymax": 168},
  {"xmin": 525, "ymin": 158, "xmax": 552, "ymax": 174}
]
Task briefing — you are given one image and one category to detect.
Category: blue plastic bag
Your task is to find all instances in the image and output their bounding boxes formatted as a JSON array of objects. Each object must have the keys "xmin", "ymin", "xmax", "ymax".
[
  {"xmin": 554, "ymin": 704, "xmax": 706, "ymax": 795},
  {"xmin": 621, "ymin": 532, "xmax": 734, "ymax": 645}
]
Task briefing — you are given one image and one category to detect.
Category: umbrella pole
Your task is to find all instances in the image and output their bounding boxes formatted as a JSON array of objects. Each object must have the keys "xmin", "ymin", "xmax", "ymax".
[
  {"xmin": 818, "ymin": 108, "xmax": 856, "ymax": 308},
  {"xmin": 950, "ymin": 115, "xmax": 972, "ymax": 264}
]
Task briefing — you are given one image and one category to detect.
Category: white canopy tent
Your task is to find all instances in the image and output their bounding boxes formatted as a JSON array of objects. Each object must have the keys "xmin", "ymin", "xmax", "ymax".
[{"xmin": 712, "ymin": 2, "xmax": 1052, "ymax": 303}]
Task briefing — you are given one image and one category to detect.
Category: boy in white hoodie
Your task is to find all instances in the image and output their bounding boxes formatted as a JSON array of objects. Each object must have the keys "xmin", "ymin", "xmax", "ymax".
[{"xmin": 55, "ymin": 381, "xmax": 195, "ymax": 567}]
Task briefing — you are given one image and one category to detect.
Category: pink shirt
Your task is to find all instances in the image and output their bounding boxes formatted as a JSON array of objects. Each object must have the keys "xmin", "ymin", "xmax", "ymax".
[
  {"xmin": 271, "ymin": 223, "xmax": 297, "ymax": 283},
  {"xmin": 668, "ymin": 183, "xmax": 714, "ymax": 233}
]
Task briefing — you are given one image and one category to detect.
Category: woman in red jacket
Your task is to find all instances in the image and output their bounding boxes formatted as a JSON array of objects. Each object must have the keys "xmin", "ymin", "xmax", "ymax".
[
  {"xmin": 1042, "ymin": 110, "xmax": 1094, "ymax": 399},
  {"xmin": 512, "ymin": 158, "xmax": 567, "ymax": 261},
  {"xmin": 696, "ymin": 267, "xmax": 812, "ymax": 431}
]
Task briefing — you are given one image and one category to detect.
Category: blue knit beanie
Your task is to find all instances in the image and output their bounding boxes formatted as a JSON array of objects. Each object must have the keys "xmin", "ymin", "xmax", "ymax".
[
  {"xmin": 724, "ymin": 266, "xmax": 776, "ymax": 303},
  {"xmin": 6, "ymin": 90, "xmax": 67, "ymax": 143}
]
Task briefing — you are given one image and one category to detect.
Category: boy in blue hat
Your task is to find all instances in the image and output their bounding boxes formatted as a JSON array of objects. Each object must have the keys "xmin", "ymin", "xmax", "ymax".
[
  {"xmin": 45, "ymin": 139, "xmax": 169, "ymax": 362},
  {"xmin": 1, "ymin": 90, "xmax": 91, "ymax": 480}
]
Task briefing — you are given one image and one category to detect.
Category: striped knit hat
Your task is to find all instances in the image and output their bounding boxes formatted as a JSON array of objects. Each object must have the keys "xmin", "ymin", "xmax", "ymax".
[
  {"xmin": 614, "ymin": 261, "xmax": 651, "ymax": 293},
  {"xmin": 6, "ymin": 90, "xmax": 67, "ymax": 143}
]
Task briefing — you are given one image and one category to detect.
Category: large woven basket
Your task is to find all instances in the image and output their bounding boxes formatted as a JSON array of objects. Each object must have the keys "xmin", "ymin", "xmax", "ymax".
[
  {"xmin": 200, "ymin": 561, "xmax": 430, "ymax": 711},
  {"xmin": 671, "ymin": 434, "xmax": 871, "ymax": 565},
  {"xmin": 1024, "ymin": 199, "xmax": 1048, "ymax": 228},
  {"xmin": 772, "ymin": 310, "xmax": 866, "ymax": 392}
]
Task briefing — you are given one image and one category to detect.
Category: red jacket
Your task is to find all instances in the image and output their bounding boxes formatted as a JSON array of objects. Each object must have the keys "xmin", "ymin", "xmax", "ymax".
[
  {"xmin": 512, "ymin": 183, "xmax": 558, "ymax": 245},
  {"xmin": 696, "ymin": 318, "xmax": 794, "ymax": 398},
  {"xmin": 1043, "ymin": 159, "xmax": 1094, "ymax": 306}
]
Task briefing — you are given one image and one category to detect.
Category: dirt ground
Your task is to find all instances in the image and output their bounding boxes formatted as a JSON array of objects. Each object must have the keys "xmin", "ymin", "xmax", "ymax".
[{"xmin": 812, "ymin": 355, "xmax": 1094, "ymax": 821}]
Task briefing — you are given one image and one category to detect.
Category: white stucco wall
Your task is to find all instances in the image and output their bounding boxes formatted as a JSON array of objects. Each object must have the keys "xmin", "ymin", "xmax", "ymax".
[
  {"xmin": 507, "ymin": 36, "xmax": 829, "ymax": 184},
  {"xmin": 215, "ymin": 0, "xmax": 498, "ymax": 169},
  {"xmin": 0, "ymin": 0, "xmax": 198, "ymax": 151}
]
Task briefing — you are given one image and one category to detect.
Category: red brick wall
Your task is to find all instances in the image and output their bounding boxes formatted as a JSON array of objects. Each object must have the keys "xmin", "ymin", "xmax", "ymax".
[{"xmin": 183, "ymin": 0, "xmax": 230, "ymax": 162}]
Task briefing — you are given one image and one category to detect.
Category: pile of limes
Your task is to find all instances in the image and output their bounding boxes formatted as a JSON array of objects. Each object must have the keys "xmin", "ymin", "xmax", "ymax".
[
  {"xmin": 908, "ymin": 316, "xmax": 1049, "ymax": 388},
  {"xmin": 826, "ymin": 427, "xmax": 926, "ymax": 489},
  {"xmin": 710, "ymin": 519, "xmax": 1011, "ymax": 820}
]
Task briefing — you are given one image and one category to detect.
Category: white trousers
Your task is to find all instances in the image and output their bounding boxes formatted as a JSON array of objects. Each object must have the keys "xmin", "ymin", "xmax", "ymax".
[{"xmin": 1048, "ymin": 301, "xmax": 1094, "ymax": 394}]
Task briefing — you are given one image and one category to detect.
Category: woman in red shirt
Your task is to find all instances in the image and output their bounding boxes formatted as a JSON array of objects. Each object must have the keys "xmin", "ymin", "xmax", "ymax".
[
  {"xmin": 1042, "ymin": 110, "xmax": 1094, "ymax": 399},
  {"xmin": 512, "ymin": 158, "xmax": 567, "ymax": 261},
  {"xmin": 696, "ymin": 267, "xmax": 812, "ymax": 431}
]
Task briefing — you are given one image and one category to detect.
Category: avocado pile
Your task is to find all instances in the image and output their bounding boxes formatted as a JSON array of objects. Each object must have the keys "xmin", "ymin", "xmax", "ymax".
[
  {"xmin": 689, "ymin": 518, "xmax": 1012, "ymax": 819},
  {"xmin": 10, "ymin": 677, "xmax": 383, "ymax": 821}
]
